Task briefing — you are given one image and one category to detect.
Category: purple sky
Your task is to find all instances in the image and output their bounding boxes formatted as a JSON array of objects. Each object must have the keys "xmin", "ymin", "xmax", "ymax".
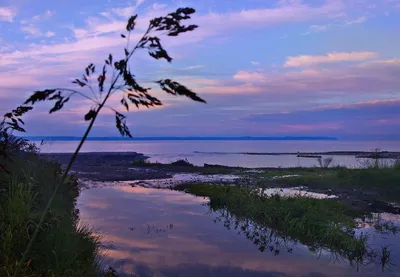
[{"xmin": 1, "ymin": 0, "xmax": 400, "ymax": 139}]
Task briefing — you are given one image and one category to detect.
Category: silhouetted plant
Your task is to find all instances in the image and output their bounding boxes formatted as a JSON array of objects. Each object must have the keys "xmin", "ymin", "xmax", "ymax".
[
  {"xmin": 0, "ymin": 121, "xmax": 39, "ymax": 173},
  {"xmin": 3, "ymin": 7, "xmax": 205, "ymax": 275},
  {"xmin": 0, "ymin": 121, "xmax": 9, "ymax": 172}
]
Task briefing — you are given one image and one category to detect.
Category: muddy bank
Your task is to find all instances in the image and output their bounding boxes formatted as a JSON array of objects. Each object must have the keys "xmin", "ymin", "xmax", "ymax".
[
  {"xmin": 40, "ymin": 152, "xmax": 253, "ymax": 182},
  {"xmin": 40, "ymin": 152, "xmax": 172, "ymax": 181}
]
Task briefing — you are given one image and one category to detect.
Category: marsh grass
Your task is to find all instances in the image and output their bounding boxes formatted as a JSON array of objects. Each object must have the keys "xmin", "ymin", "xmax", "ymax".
[
  {"xmin": 264, "ymin": 165, "xmax": 400, "ymax": 202},
  {"xmin": 0, "ymin": 154, "xmax": 103, "ymax": 277},
  {"xmin": 380, "ymin": 245, "xmax": 395, "ymax": 272},
  {"xmin": 182, "ymin": 184, "xmax": 395, "ymax": 271}
]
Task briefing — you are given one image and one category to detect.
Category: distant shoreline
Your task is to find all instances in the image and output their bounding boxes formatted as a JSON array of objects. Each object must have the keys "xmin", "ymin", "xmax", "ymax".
[
  {"xmin": 26, "ymin": 136, "xmax": 338, "ymax": 141},
  {"xmin": 41, "ymin": 150, "xmax": 400, "ymax": 159},
  {"xmin": 195, "ymin": 151, "xmax": 400, "ymax": 159}
]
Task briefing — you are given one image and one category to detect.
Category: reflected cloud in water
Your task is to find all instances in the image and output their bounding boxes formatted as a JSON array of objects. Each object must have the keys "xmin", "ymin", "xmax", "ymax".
[{"xmin": 77, "ymin": 185, "xmax": 399, "ymax": 277}]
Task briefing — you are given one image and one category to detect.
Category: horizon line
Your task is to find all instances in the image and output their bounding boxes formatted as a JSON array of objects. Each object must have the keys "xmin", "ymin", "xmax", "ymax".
[{"xmin": 24, "ymin": 136, "xmax": 339, "ymax": 141}]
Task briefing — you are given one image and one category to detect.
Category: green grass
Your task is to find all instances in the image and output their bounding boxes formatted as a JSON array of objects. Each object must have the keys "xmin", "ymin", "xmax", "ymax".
[
  {"xmin": 265, "ymin": 166, "xmax": 400, "ymax": 202},
  {"xmin": 181, "ymin": 184, "xmax": 392, "ymax": 269},
  {"xmin": 0, "ymin": 153, "xmax": 105, "ymax": 277}
]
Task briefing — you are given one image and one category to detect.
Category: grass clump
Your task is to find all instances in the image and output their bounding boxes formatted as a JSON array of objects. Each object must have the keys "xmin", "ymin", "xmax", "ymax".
[
  {"xmin": 0, "ymin": 153, "xmax": 103, "ymax": 277},
  {"xmin": 169, "ymin": 159, "xmax": 194, "ymax": 167},
  {"xmin": 182, "ymin": 184, "xmax": 388, "ymax": 269}
]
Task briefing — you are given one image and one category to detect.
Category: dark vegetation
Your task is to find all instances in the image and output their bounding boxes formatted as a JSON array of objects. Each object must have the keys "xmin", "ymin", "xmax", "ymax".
[
  {"xmin": 132, "ymin": 158, "xmax": 193, "ymax": 167},
  {"xmin": 0, "ymin": 127, "xmax": 104, "ymax": 277},
  {"xmin": 131, "ymin": 158, "xmax": 243, "ymax": 174},
  {"xmin": 170, "ymin": 159, "xmax": 195, "ymax": 167},
  {"xmin": 179, "ymin": 184, "xmax": 398, "ymax": 272}
]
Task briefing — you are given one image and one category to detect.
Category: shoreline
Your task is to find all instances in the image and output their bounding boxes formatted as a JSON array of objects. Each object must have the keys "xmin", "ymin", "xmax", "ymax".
[{"xmin": 40, "ymin": 152, "xmax": 400, "ymax": 216}]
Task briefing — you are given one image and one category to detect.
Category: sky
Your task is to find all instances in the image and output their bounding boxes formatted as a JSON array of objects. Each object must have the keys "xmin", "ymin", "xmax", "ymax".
[{"xmin": 0, "ymin": 0, "xmax": 399, "ymax": 139}]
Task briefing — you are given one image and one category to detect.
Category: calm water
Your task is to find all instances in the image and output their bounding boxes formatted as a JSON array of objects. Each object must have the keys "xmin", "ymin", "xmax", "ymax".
[
  {"xmin": 40, "ymin": 140, "xmax": 400, "ymax": 168},
  {"xmin": 77, "ymin": 185, "xmax": 400, "ymax": 277}
]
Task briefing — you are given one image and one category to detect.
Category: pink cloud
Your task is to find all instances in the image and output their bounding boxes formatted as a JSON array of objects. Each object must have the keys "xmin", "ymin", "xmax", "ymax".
[
  {"xmin": 284, "ymin": 51, "xmax": 378, "ymax": 68},
  {"xmin": 20, "ymin": 24, "xmax": 43, "ymax": 37},
  {"xmin": 0, "ymin": 1, "xmax": 353, "ymax": 95},
  {"xmin": 0, "ymin": 35, "xmax": 125, "ymax": 67},
  {"xmin": 360, "ymin": 58, "xmax": 400, "ymax": 66},
  {"xmin": 0, "ymin": 6, "xmax": 15, "ymax": 22},
  {"xmin": 234, "ymin": 71, "xmax": 267, "ymax": 83},
  {"xmin": 199, "ymin": 84, "xmax": 262, "ymax": 94},
  {"xmin": 305, "ymin": 24, "xmax": 331, "ymax": 34},
  {"xmin": 231, "ymin": 59, "xmax": 400, "ymax": 95},
  {"xmin": 31, "ymin": 10, "xmax": 54, "ymax": 21},
  {"xmin": 195, "ymin": 1, "xmax": 344, "ymax": 31},
  {"xmin": 307, "ymin": 99, "xmax": 400, "ymax": 111},
  {"xmin": 84, "ymin": 20, "xmax": 125, "ymax": 36},
  {"xmin": 0, "ymin": 72, "xmax": 43, "ymax": 88},
  {"xmin": 372, "ymin": 119, "xmax": 400, "ymax": 125}
]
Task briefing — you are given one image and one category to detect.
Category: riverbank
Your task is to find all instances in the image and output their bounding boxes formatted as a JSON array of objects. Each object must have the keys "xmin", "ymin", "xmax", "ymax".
[{"xmin": 0, "ymin": 152, "xmax": 107, "ymax": 277}]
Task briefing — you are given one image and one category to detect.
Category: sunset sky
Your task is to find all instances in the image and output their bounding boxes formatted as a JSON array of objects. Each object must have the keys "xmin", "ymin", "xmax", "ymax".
[{"xmin": 0, "ymin": 0, "xmax": 399, "ymax": 139}]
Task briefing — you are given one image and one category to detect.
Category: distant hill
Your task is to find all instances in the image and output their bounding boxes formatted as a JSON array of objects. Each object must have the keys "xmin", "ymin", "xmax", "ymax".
[{"xmin": 24, "ymin": 136, "xmax": 338, "ymax": 141}]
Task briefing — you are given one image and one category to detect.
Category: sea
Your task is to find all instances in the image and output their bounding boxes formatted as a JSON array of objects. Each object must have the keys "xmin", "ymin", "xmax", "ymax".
[{"xmin": 36, "ymin": 139, "xmax": 400, "ymax": 168}]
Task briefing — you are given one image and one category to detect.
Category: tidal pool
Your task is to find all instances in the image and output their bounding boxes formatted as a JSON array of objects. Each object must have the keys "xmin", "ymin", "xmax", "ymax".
[{"xmin": 77, "ymin": 185, "xmax": 400, "ymax": 277}]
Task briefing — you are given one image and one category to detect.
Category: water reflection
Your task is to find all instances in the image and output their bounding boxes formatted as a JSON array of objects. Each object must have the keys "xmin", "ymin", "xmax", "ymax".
[
  {"xmin": 211, "ymin": 208, "xmax": 398, "ymax": 273},
  {"xmin": 77, "ymin": 185, "xmax": 400, "ymax": 277}
]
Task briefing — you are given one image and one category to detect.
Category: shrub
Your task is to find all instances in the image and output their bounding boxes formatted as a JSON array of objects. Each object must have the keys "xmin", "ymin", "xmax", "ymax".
[{"xmin": 170, "ymin": 159, "xmax": 194, "ymax": 167}]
